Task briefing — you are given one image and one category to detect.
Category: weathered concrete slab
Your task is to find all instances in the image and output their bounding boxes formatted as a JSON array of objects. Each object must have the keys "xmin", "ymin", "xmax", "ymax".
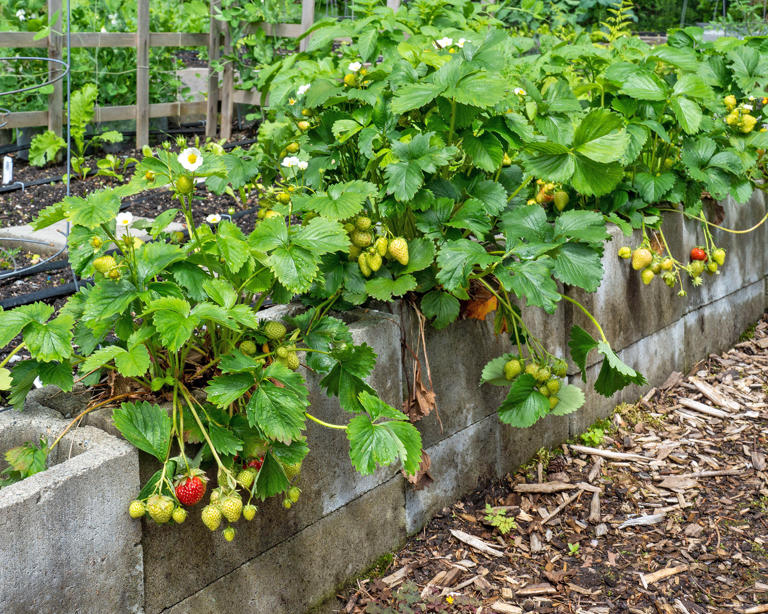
[
  {"xmin": 163, "ymin": 476, "xmax": 406, "ymax": 614},
  {"xmin": 393, "ymin": 302, "xmax": 513, "ymax": 449},
  {"xmin": 0, "ymin": 409, "xmax": 142, "ymax": 614},
  {"xmin": 682, "ymin": 192, "xmax": 767, "ymax": 312},
  {"xmin": 565, "ymin": 215, "xmax": 685, "ymax": 372},
  {"xmin": 682, "ymin": 278, "xmax": 766, "ymax": 371}
]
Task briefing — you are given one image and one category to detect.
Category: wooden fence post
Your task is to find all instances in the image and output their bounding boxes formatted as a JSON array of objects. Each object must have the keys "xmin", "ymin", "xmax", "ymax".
[
  {"xmin": 206, "ymin": 0, "xmax": 222, "ymax": 139},
  {"xmin": 47, "ymin": 0, "xmax": 63, "ymax": 137},
  {"xmin": 136, "ymin": 0, "xmax": 150, "ymax": 148},
  {"xmin": 220, "ymin": 22, "xmax": 233, "ymax": 140},
  {"xmin": 299, "ymin": 0, "xmax": 315, "ymax": 52}
]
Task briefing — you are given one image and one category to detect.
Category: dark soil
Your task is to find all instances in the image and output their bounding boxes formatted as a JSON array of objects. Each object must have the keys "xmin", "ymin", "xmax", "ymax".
[
  {"xmin": 0, "ymin": 250, "xmax": 73, "ymax": 303},
  {"xmin": 335, "ymin": 320, "xmax": 768, "ymax": 614}
]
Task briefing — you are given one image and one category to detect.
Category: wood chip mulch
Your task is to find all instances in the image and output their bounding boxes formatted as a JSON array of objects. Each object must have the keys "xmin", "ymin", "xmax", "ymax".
[{"xmin": 335, "ymin": 318, "xmax": 768, "ymax": 614}]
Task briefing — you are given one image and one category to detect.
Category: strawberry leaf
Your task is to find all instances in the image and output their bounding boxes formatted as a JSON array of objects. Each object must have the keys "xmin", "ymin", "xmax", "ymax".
[
  {"xmin": 254, "ymin": 451, "xmax": 290, "ymax": 500},
  {"xmin": 550, "ymin": 384, "xmax": 585, "ymax": 415},
  {"xmin": 568, "ymin": 325, "xmax": 598, "ymax": 381},
  {"xmin": 113, "ymin": 401, "xmax": 172, "ymax": 462},
  {"xmin": 497, "ymin": 374, "xmax": 549, "ymax": 427}
]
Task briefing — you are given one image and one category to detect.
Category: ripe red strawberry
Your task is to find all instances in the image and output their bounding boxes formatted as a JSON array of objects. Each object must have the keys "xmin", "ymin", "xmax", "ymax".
[
  {"xmin": 174, "ymin": 470, "xmax": 207, "ymax": 506},
  {"xmin": 248, "ymin": 456, "xmax": 264, "ymax": 471}
]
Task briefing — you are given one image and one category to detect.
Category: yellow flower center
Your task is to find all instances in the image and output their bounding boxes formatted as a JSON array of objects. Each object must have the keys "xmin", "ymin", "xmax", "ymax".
[{"xmin": 188, "ymin": 153, "xmax": 197, "ymax": 164}]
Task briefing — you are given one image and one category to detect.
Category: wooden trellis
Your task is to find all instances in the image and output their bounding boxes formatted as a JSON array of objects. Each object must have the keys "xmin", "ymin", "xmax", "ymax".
[{"xmin": 0, "ymin": 0, "xmax": 403, "ymax": 147}]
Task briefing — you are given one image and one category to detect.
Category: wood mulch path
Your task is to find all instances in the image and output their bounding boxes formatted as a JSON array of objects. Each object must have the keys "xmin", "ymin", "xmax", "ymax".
[{"xmin": 334, "ymin": 318, "xmax": 768, "ymax": 614}]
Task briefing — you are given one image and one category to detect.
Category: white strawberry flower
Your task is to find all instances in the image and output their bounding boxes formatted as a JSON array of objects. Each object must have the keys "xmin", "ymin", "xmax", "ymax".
[
  {"xmin": 109, "ymin": 13, "xmax": 118, "ymax": 25},
  {"xmin": 16, "ymin": 9, "xmax": 26, "ymax": 21},
  {"xmin": 513, "ymin": 87, "xmax": 527, "ymax": 96},
  {"xmin": 116, "ymin": 212, "xmax": 133, "ymax": 227},
  {"xmin": 435, "ymin": 37, "xmax": 453, "ymax": 49},
  {"xmin": 456, "ymin": 38, "xmax": 467, "ymax": 48},
  {"xmin": 178, "ymin": 147, "xmax": 203, "ymax": 172},
  {"xmin": 297, "ymin": 83, "xmax": 311, "ymax": 96},
  {"xmin": 348, "ymin": 61, "xmax": 362, "ymax": 72},
  {"xmin": 206, "ymin": 214, "xmax": 221, "ymax": 224},
  {"xmin": 281, "ymin": 156, "xmax": 300, "ymax": 168},
  {"xmin": 743, "ymin": 104, "xmax": 754, "ymax": 111},
  {"xmin": 297, "ymin": 160, "xmax": 308, "ymax": 170}
]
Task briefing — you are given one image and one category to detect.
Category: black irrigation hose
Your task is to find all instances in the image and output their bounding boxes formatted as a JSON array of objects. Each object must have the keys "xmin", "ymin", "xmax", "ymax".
[
  {"xmin": 0, "ymin": 279, "xmax": 91, "ymax": 310},
  {"xmin": 0, "ymin": 136, "xmax": 260, "ymax": 195},
  {"xmin": 0, "ymin": 258, "xmax": 69, "ymax": 281}
]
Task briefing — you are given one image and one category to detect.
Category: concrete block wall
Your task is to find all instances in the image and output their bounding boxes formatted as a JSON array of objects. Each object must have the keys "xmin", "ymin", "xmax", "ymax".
[
  {"xmin": 0, "ymin": 397, "xmax": 143, "ymax": 614},
  {"xmin": 7, "ymin": 191, "xmax": 766, "ymax": 613}
]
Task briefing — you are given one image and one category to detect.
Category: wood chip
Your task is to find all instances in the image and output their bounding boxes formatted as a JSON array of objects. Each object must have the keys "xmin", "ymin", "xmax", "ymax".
[
  {"xmin": 382, "ymin": 564, "xmax": 412, "ymax": 587},
  {"xmin": 514, "ymin": 481, "xmax": 573, "ymax": 493},
  {"xmin": 678, "ymin": 397, "xmax": 730, "ymax": 419},
  {"xmin": 742, "ymin": 606, "xmax": 768, "ymax": 614},
  {"xmin": 516, "ymin": 582, "xmax": 556, "ymax": 597},
  {"xmin": 449, "ymin": 529, "xmax": 504, "ymax": 557},
  {"xmin": 619, "ymin": 513, "xmax": 666, "ymax": 528},
  {"xmin": 569, "ymin": 444, "xmax": 652, "ymax": 462},
  {"xmin": 658, "ymin": 476, "xmax": 699, "ymax": 490},
  {"xmin": 491, "ymin": 602, "xmax": 523, "ymax": 614},
  {"xmin": 689, "ymin": 376, "xmax": 741, "ymax": 410},
  {"xmin": 640, "ymin": 564, "xmax": 689, "ymax": 587}
]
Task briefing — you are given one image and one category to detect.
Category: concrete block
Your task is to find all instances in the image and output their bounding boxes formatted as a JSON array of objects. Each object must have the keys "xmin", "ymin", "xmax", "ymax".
[
  {"xmin": 683, "ymin": 279, "xmax": 766, "ymax": 371},
  {"xmin": 681, "ymin": 193, "xmax": 768, "ymax": 311},
  {"xmin": 0, "ymin": 410, "xmax": 142, "ymax": 614},
  {"xmin": 163, "ymin": 476, "xmax": 406, "ymax": 614},
  {"xmin": 565, "ymin": 216, "xmax": 685, "ymax": 370},
  {"xmin": 394, "ymin": 302, "xmax": 513, "ymax": 448},
  {"xmin": 568, "ymin": 317, "xmax": 685, "ymax": 436},
  {"xmin": 496, "ymin": 412, "xmax": 570, "ymax": 475},
  {"xmin": 140, "ymin": 307, "xmax": 404, "ymax": 613},
  {"xmin": 405, "ymin": 414, "xmax": 499, "ymax": 534}
]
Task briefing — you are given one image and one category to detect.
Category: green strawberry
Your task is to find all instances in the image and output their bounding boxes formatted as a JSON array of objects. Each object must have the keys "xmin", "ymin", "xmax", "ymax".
[
  {"xmin": 276, "ymin": 346, "xmax": 289, "ymax": 359},
  {"xmin": 172, "ymin": 507, "xmax": 187, "ymax": 524},
  {"xmin": 358, "ymin": 253, "xmax": 372, "ymax": 277},
  {"xmin": 374, "ymin": 237, "xmax": 388, "ymax": 257},
  {"xmin": 223, "ymin": 526, "xmax": 236, "ymax": 542},
  {"xmin": 93, "ymin": 255, "xmax": 116, "ymax": 274},
  {"xmin": 351, "ymin": 230, "xmax": 373, "ymax": 248},
  {"xmin": 236, "ymin": 469, "xmax": 256, "ymax": 490},
  {"xmin": 201, "ymin": 505, "xmax": 222, "ymax": 531},
  {"xmin": 283, "ymin": 462, "xmax": 302, "ymax": 480},
  {"xmin": 288, "ymin": 486, "xmax": 301, "ymax": 503},
  {"xmin": 128, "ymin": 500, "xmax": 145, "ymax": 519},
  {"xmin": 546, "ymin": 379, "xmax": 560, "ymax": 395},
  {"xmin": 264, "ymin": 321, "xmax": 287, "ymax": 340},
  {"xmin": 387, "ymin": 237, "xmax": 409, "ymax": 265},
  {"xmin": 147, "ymin": 495, "xmax": 174, "ymax": 524},
  {"xmin": 243, "ymin": 504, "xmax": 257, "ymax": 521},
  {"xmin": 220, "ymin": 495, "xmax": 243, "ymax": 523},
  {"xmin": 367, "ymin": 252, "xmax": 383, "ymax": 272},
  {"xmin": 355, "ymin": 216, "xmax": 372, "ymax": 231},
  {"xmin": 504, "ymin": 359, "xmax": 522, "ymax": 381},
  {"xmin": 240, "ymin": 340, "xmax": 257, "ymax": 356},
  {"xmin": 285, "ymin": 352, "xmax": 300, "ymax": 371}
]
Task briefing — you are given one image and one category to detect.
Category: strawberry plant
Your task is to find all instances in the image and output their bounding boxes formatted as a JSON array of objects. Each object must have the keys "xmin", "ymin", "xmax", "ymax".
[{"xmin": 0, "ymin": 141, "xmax": 422, "ymax": 537}]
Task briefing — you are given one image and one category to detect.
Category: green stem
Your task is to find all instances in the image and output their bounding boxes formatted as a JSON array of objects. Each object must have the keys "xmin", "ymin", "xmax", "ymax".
[
  {"xmin": 560, "ymin": 294, "xmax": 607, "ymax": 343},
  {"xmin": 0, "ymin": 343, "xmax": 25, "ymax": 368},
  {"xmin": 178, "ymin": 384, "xmax": 230, "ymax": 474},
  {"xmin": 305, "ymin": 412, "xmax": 347, "ymax": 430}
]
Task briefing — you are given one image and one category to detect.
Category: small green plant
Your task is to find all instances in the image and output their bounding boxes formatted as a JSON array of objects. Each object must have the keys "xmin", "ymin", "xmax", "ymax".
[
  {"xmin": 739, "ymin": 321, "xmax": 758, "ymax": 342},
  {"xmin": 484, "ymin": 504, "xmax": 517, "ymax": 535},
  {"xmin": 96, "ymin": 153, "xmax": 138, "ymax": 181},
  {"xmin": 0, "ymin": 438, "xmax": 48, "ymax": 489},
  {"xmin": 596, "ymin": 0, "xmax": 634, "ymax": 42},
  {"xmin": 366, "ymin": 581, "xmax": 481, "ymax": 613},
  {"xmin": 28, "ymin": 84, "xmax": 123, "ymax": 177},
  {"xmin": 29, "ymin": 131, "xmax": 66, "ymax": 167},
  {"xmin": 579, "ymin": 418, "xmax": 611, "ymax": 447},
  {"xmin": 0, "ymin": 247, "xmax": 21, "ymax": 270},
  {"xmin": 567, "ymin": 542, "xmax": 580, "ymax": 556}
]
